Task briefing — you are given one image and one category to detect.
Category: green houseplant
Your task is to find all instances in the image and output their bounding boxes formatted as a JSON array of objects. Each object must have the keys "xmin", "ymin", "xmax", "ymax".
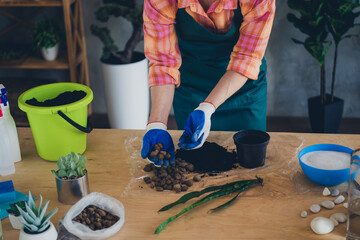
[
  {"xmin": 52, "ymin": 152, "xmax": 90, "ymax": 205},
  {"xmin": 18, "ymin": 191, "xmax": 58, "ymax": 240},
  {"xmin": 287, "ymin": 0, "xmax": 360, "ymax": 133},
  {"xmin": 6, "ymin": 201, "xmax": 26, "ymax": 230},
  {"xmin": 32, "ymin": 19, "xmax": 62, "ymax": 61},
  {"xmin": 90, "ymin": 0, "xmax": 149, "ymax": 130}
]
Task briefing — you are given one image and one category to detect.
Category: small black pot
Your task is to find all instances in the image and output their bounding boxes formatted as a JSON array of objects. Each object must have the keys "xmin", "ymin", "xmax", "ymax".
[{"xmin": 308, "ymin": 94, "xmax": 344, "ymax": 133}]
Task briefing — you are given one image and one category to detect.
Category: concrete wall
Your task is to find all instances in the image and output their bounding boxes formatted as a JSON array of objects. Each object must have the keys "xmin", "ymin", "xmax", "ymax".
[{"xmin": 1, "ymin": 1, "xmax": 360, "ymax": 117}]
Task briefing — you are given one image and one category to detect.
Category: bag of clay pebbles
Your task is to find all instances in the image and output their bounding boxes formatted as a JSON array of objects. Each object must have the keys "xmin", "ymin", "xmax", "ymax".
[{"xmin": 61, "ymin": 192, "xmax": 125, "ymax": 240}]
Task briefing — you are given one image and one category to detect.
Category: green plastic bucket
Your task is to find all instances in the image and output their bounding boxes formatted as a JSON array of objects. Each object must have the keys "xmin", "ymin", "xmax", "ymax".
[{"xmin": 18, "ymin": 83, "xmax": 93, "ymax": 161}]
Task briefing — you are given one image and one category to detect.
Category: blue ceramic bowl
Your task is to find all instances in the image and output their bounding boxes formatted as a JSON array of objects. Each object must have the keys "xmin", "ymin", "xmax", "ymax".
[{"xmin": 298, "ymin": 144, "xmax": 359, "ymax": 186}]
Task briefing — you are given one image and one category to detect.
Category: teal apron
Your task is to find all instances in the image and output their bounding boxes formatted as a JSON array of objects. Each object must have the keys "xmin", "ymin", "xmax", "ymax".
[{"xmin": 173, "ymin": 6, "xmax": 267, "ymax": 131}]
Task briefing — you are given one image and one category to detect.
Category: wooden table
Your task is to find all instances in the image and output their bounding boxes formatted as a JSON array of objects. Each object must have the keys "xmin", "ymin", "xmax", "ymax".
[{"xmin": 1, "ymin": 128, "xmax": 359, "ymax": 239}]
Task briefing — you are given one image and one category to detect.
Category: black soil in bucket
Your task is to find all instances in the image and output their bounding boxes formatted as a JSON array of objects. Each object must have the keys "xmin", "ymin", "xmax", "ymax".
[
  {"xmin": 175, "ymin": 142, "xmax": 237, "ymax": 173},
  {"xmin": 233, "ymin": 130, "xmax": 270, "ymax": 169},
  {"xmin": 26, "ymin": 90, "xmax": 86, "ymax": 107}
]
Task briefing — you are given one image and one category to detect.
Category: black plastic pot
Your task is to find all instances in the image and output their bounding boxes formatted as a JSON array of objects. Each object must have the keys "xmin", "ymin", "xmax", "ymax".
[
  {"xmin": 308, "ymin": 94, "xmax": 344, "ymax": 133},
  {"xmin": 233, "ymin": 130, "xmax": 270, "ymax": 169}
]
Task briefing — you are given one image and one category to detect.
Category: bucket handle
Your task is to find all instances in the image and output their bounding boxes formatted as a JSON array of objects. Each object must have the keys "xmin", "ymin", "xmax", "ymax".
[{"xmin": 57, "ymin": 110, "xmax": 93, "ymax": 133}]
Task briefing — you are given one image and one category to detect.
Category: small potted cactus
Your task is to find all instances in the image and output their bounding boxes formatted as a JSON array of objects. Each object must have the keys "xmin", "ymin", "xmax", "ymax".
[
  {"xmin": 17, "ymin": 191, "xmax": 58, "ymax": 240},
  {"xmin": 6, "ymin": 201, "xmax": 26, "ymax": 229},
  {"xmin": 52, "ymin": 152, "xmax": 90, "ymax": 204}
]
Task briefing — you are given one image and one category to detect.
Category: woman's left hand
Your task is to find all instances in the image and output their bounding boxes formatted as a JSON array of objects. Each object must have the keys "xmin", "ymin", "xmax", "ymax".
[{"xmin": 178, "ymin": 102, "xmax": 216, "ymax": 150}]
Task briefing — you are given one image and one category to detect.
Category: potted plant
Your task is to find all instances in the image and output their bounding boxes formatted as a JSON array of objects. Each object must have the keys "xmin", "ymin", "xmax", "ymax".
[
  {"xmin": 287, "ymin": 0, "xmax": 360, "ymax": 133},
  {"xmin": 17, "ymin": 191, "xmax": 58, "ymax": 240},
  {"xmin": 90, "ymin": 0, "xmax": 149, "ymax": 130},
  {"xmin": 51, "ymin": 152, "xmax": 90, "ymax": 205},
  {"xmin": 32, "ymin": 19, "xmax": 62, "ymax": 61},
  {"xmin": 6, "ymin": 201, "xmax": 26, "ymax": 230}
]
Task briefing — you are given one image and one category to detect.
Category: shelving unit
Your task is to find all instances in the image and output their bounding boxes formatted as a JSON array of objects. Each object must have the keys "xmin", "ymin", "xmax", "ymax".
[{"xmin": 0, "ymin": 0, "xmax": 90, "ymax": 97}]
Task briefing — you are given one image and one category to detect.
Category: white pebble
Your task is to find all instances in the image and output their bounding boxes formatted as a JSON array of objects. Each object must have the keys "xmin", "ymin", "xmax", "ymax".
[
  {"xmin": 323, "ymin": 187, "xmax": 331, "ymax": 196},
  {"xmin": 329, "ymin": 216, "xmax": 339, "ymax": 226},
  {"xmin": 301, "ymin": 211, "xmax": 307, "ymax": 218},
  {"xmin": 334, "ymin": 195, "xmax": 345, "ymax": 204},
  {"xmin": 331, "ymin": 189, "xmax": 340, "ymax": 197},
  {"xmin": 310, "ymin": 204, "xmax": 321, "ymax": 213},
  {"xmin": 321, "ymin": 200, "xmax": 335, "ymax": 209},
  {"xmin": 331, "ymin": 213, "xmax": 347, "ymax": 223},
  {"xmin": 310, "ymin": 217, "xmax": 335, "ymax": 234},
  {"xmin": 344, "ymin": 202, "xmax": 348, "ymax": 209}
]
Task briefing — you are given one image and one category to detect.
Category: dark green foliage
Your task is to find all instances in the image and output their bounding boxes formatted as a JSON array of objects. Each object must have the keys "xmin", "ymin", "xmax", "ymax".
[
  {"xmin": 91, "ymin": 0, "xmax": 143, "ymax": 63},
  {"xmin": 32, "ymin": 20, "xmax": 62, "ymax": 49},
  {"xmin": 324, "ymin": 0, "xmax": 360, "ymax": 101},
  {"xmin": 159, "ymin": 179, "xmax": 258, "ymax": 212},
  {"xmin": 287, "ymin": 0, "xmax": 360, "ymax": 103},
  {"xmin": 0, "ymin": 46, "xmax": 27, "ymax": 60},
  {"xmin": 287, "ymin": 0, "xmax": 329, "ymax": 67},
  {"xmin": 6, "ymin": 201, "xmax": 26, "ymax": 217},
  {"xmin": 155, "ymin": 178, "xmax": 263, "ymax": 234}
]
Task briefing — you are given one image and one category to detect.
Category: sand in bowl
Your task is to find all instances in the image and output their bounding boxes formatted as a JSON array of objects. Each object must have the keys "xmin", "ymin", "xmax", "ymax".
[{"xmin": 300, "ymin": 151, "xmax": 350, "ymax": 170}]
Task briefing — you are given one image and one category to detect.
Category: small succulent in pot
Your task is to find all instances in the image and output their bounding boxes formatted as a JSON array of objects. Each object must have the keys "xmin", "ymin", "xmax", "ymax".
[
  {"xmin": 52, "ymin": 152, "xmax": 87, "ymax": 180},
  {"xmin": 18, "ymin": 191, "xmax": 58, "ymax": 240},
  {"xmin": 6, "ymin": 201, "xmax": 26, "ymax": 230},
  {"xmin": 52, "ymin": 152, "xmax": 90, "ymax": 205}
]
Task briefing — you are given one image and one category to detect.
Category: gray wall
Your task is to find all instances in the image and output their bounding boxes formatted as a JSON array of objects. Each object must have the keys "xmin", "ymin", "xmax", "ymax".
[{"xmin": 1, "ymin": 1, "xmax": 360, "ymax": 117}]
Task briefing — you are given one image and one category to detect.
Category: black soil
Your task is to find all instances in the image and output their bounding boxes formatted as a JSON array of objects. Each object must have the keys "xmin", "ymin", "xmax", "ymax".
[
  {"xmin": 26, "ymin": 90, "xmax": 86, "ymax": 107},
  {"xmin": 175, "ymin": 142, "xmax": 238, "ymax": 173}
]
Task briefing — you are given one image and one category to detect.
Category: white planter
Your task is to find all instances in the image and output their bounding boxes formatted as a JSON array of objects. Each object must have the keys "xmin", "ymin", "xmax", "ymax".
[
  {"xmin": 101, "ymin": 53, "xmax": 150, "ymax": 129},
  {"xmin": 41, "ymin": 44, "xmax": 59, "ymax": 61},
  {"xmin": 19, "ymin": 222, "xmax": 57, "ymax": 240},
  {"xmin": 9, "ymin": 215, "xmax": 23, "ymax": 230}
]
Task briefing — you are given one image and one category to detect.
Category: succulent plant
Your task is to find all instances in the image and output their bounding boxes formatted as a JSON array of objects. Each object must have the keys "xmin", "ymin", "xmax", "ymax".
[
  {"xmin": 17, "ymin": 191, "xmax": 58, "ymax": 233},
  {"xmin": 6, "ymin": 201, "xmax": 26, "ymax": 217},
  {"xmin": 51, "ymin": 152, "xmax": 87, "ymax": 179}
]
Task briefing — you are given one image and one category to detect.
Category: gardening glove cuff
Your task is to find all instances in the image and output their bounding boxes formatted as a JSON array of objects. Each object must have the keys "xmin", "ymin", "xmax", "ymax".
[
  {"xmin": 141, "ymin": 122, "xmax": 175, "ymax": 166},
  {"xmin": 178, "ymin": 101, "xmax": 216, "ymax": 150}
]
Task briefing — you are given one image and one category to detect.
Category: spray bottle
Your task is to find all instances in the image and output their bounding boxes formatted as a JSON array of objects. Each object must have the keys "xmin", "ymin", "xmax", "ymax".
[{"xmin": 0, "ymin": 84, "xmax": 21, "ymax": 175}]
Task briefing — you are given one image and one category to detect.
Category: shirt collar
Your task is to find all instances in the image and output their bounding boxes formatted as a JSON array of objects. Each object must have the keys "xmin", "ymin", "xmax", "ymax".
[{"xmin": 178, "ymin": 0, "xmax": 237, "ymax": 14}]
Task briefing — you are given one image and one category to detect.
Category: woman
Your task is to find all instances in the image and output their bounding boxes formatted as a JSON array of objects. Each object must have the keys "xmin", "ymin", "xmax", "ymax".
[{"xmin": 141, "ymin": 0, "xmax": 275, "ymax": 166}]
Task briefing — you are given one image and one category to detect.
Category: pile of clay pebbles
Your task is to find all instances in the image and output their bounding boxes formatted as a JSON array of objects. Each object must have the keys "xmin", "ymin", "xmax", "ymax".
[
  {"xmin": 143, "ymin": 158, "xmax": 202, "ymax": 193},
  {"xmin": 73, "ymin": 205, "xmax": 119, "ymax": 231}
]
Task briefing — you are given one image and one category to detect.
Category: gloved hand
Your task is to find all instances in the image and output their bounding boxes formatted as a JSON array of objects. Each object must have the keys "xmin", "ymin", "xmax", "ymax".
[
  {"xmin": 141, "ymin": 122, "xmax": 175, "ymax": 166},
  {"xmin": 178, "ymin": 101, "xmax": 216, "ymax": 150}
]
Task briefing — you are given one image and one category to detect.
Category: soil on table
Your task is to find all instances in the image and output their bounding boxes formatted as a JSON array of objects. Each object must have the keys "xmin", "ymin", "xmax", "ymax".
[
  {"xmin": 73, "ymin": 205, "xmax": 119, "ymax": 231},
  {"xmin": 26, "ymin": 90, "xmax": 86, "ymax": 107},
  {"xmin": 175, "ymin": 142, "xmax": 238, "ymax": 173}
]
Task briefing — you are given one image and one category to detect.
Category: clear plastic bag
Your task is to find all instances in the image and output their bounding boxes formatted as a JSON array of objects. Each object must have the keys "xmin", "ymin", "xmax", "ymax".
[{"xmin": 61, "ymin": 192, "xmax": 125, "ymax": 240}]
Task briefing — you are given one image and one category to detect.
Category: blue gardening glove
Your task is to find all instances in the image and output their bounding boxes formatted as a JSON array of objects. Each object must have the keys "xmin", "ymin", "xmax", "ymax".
[
  {"xmin": 141, "ymin": 122, "xmax": 175, "ymax": 166},
  {"xmin": 178, "ymin": 102, "xmax": 216, "ymax": 150}
]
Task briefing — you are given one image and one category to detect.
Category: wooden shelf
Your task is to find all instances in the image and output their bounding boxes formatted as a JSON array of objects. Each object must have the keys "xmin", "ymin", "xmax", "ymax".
[
  {"xmin": 0, "ymin": 0, "xmax": 75, "ymax": 7},
  {"xmin": 0, "ymin": 51, "xmax": 69, "ymax": 69}
]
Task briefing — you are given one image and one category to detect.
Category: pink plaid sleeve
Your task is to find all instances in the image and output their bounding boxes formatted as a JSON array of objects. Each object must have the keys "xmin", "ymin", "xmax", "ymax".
[
  {"xmin": 143, "ymin": 0, "xmax": 181, "ymax": 87},
  {"xmin": 227, "ymin": 0, "xmax": 275, "ymax": 80}
]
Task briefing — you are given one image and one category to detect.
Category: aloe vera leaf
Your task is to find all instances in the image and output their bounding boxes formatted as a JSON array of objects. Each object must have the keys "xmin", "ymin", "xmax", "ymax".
[
  {"xmin": 155, "ymin": 177, "xmax": 263, "ymax": 234},
  {"xmin": 155, "ymin": 186, "xmax": 243, "ymax": 234},
  {"xmin": 159, "ymin": 179, "xmax": 257, "ymax": 212},
  {"xmin": 210, "ymin": 180, "xmax": 260, "ymax": 212}
]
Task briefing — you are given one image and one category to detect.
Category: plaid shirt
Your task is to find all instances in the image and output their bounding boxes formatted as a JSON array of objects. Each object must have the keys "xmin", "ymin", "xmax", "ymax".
[{"xmin": 144, "ymin": 0, "xmax": 275, "ymax": 87}]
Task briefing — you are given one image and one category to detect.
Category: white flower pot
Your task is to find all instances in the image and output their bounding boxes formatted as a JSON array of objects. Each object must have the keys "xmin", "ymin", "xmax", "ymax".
[
  {"xmin": 19, "ymin": 222, "xmax": 57, "ymax": 240},
  {"xmin": 41, "ymin": 44, "xmax": 59, "ymax": 61},
  {"xmin": 9, "ymin": 215, "xmax": 24, "ymax": 230},
  {"xmin": 101, "ymin": 52, "xmax": 150, "ymax": 129}
]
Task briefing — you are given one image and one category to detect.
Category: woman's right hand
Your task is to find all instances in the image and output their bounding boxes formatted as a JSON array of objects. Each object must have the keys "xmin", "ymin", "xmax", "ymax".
[{"xmin": 141, "ymin": 122, "xmax": 175, "ymax": 166}]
